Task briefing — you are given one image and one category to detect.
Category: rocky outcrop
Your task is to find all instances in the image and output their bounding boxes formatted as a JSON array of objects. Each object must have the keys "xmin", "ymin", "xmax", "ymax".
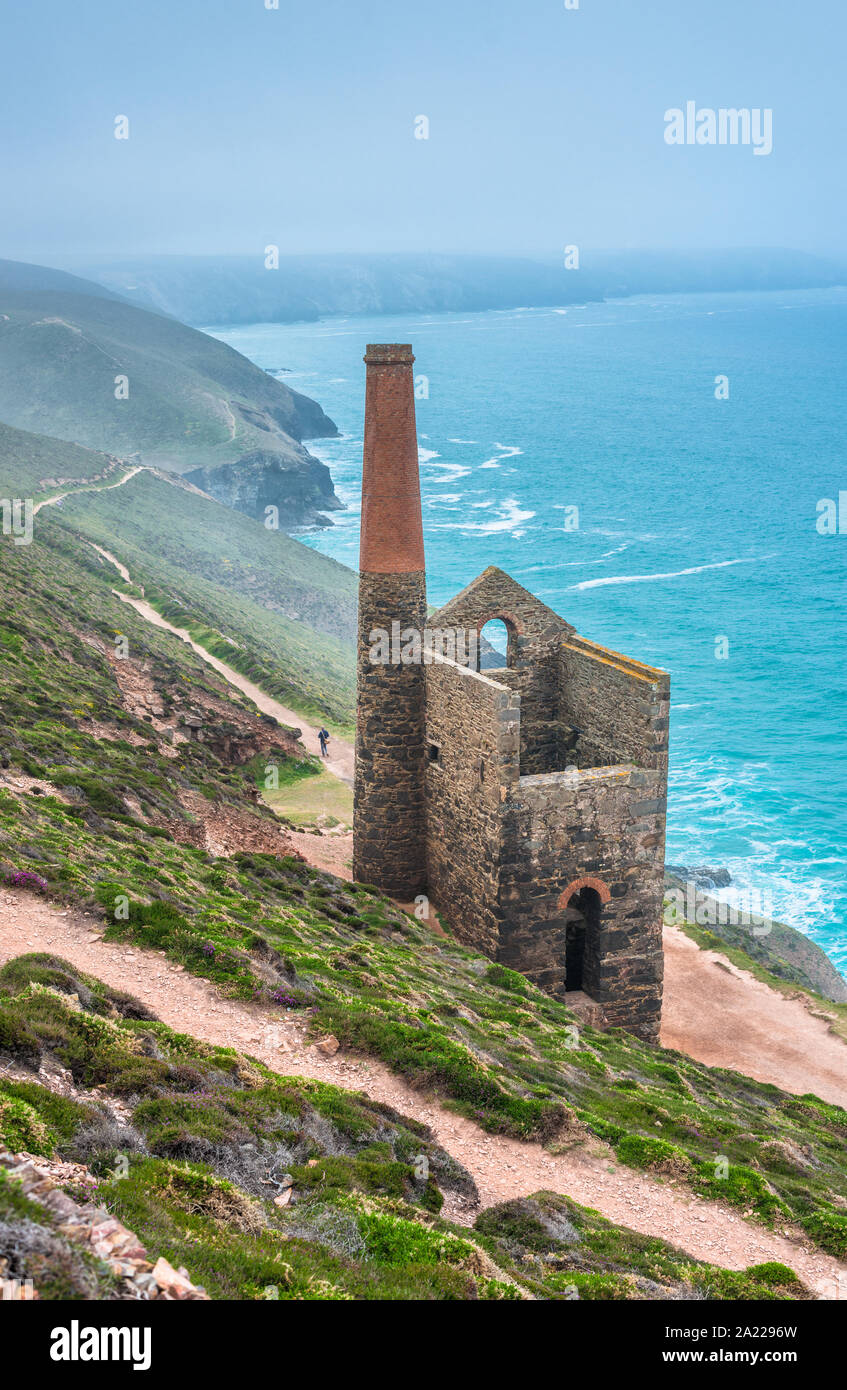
[
  {"xmin": 0, "ymin": 1149, "xmax": 209, "ymax": 1300},
  {"xmin": 184, "ymin": 449, "xmax": 343, "ymax": 531}
]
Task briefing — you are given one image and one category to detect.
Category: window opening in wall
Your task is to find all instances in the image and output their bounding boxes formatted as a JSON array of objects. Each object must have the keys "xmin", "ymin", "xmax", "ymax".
[
  {"xmin": 428, "ymin": 743, "xmax": 441, "ymax": 764},
  {"xmin": 479, "ymin": 618, "xmax": 512, "ymax": 671}
]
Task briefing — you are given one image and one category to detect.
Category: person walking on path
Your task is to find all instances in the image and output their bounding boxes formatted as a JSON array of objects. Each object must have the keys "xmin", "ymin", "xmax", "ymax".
[{"xmin": 318, "ymin": 727, "xmax": 330, "ymax": 758}]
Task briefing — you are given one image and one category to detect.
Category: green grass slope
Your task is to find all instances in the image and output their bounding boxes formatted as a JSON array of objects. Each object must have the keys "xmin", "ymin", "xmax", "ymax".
[
  {"xmin": 0, "ymin": 523, "xmax": 312, "ymax": 847},
  {"xmin": 0, "ymin": 420, "xmax": 124, "ymax": 497},
  {"xmin": 49, "ymin": 468, "xmax": 356, "ymax": 723},
  {"xmin": 0, "ymin": 955, "xmax": 812, "ymax": 1302},
  {"xmin": 1, "ymin": 521, "xmax": 845, "ymax": 1276}
]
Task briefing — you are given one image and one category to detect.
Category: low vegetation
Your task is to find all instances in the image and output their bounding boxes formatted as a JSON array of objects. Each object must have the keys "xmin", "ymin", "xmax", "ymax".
[
  {"xmin": 0, "ymin": 518, "xmax": 845, "ymax": 1299},
  {"xmin": 0, "ymin": 957, "xmax": 815, "ymax": 1300}
]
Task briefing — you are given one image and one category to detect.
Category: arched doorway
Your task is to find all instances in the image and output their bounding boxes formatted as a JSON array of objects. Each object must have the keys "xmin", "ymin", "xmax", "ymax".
[
  {"xmin": 564, "ymin": 887, "xmax": 602, "ymax": 993},
  {"xmin": 558, "ymin": 878, "xmax": 608, "ymax": 997}
]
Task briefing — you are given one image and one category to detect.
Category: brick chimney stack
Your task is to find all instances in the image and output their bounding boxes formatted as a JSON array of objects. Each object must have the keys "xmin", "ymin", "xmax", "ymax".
[{"xmin": 353, "ymin": 345, "xmax": 427, "ymax": 897}]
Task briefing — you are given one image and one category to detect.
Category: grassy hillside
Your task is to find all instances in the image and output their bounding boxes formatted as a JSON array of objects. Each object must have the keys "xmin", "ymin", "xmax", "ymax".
[
  {"xmin": 0, "ymin": 956, "xmax": 811, "ymax": 1302},
  {"xmin": 1, "ymin": 522, "xmax": 845, "ymax": 1289},
  {"xmin": 0, "ymin": 523, "xmax": 311, "ymax": 848},
  {"xmin": 49, "ymin": 468, "xmax": 356, "ymax": 725},
  {"xmin": 1, "ymin": 525, "xmax": 845, "ymax": 1272},
  {"xmin": 0, "ymin": 420, "xmax": 125, "ymax": 497},
  {"xmin": 0, "ymin": 259, "xmax": 340, "ymax": 527}
]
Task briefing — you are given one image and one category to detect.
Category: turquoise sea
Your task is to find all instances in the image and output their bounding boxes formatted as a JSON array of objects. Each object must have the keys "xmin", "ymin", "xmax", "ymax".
[{"xmin": 210, "ymin": 289, "xmax": 847, "ymax": 970}]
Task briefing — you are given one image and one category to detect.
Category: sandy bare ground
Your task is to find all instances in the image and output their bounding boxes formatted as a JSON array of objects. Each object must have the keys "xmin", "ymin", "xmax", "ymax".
[
  {"xmin": 285, "ymin": 828, "xmax": 354, "ymax": 879},
  {"xmin": 662, "ymin": 925, "xmax": 847, "ymax": 1110},
  {"xmin": 1, "ymin": 892, "xmax": 845, "ymax": 1298}
]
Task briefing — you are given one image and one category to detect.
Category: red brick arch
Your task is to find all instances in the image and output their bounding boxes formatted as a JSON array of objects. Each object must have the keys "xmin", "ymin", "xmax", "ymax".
[
  {"xmin": 474, "ymin": 611, "xmax": 524, "ymax": 637},
  {"xmin": 557, "ymin": 876, "xmax": 611, "ymax": 910}
]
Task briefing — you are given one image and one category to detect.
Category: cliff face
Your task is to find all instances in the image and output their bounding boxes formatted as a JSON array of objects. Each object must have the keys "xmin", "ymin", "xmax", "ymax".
[{"xmin": 185, "ymin": 448, "xmax": 343, "ymax": 531}]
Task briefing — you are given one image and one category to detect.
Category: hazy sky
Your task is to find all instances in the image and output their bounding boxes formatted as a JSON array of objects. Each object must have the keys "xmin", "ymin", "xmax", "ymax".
[{"xmin": 1, "ymin": 0, "xmax": 844, "ymax": 262}]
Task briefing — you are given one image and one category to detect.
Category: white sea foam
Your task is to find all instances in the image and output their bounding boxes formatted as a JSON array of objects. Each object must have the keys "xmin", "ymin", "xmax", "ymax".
[
  {"xmin": 419, "ymin": 448, "xmax": 473, "ymax": 484},
  {"xmin": 479, "ymin": 442, "xmax": 524, "ymax": 470},
  {"xmin": 570, "ymin": 556, "xmax": 764, "ymax": 591},
  {"xmin": 447, "ymin": 438, "xmax": 478, "ymax": 444},
  {"xmin": 428, "ymin": 497, "xmax": 535, "ymax": 535}
]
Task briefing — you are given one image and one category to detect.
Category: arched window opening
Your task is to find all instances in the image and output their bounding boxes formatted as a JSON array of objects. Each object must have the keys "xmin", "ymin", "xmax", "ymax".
[{"xmin": 479, "ymin": 618, "xmax": 513, "ymax": 671}]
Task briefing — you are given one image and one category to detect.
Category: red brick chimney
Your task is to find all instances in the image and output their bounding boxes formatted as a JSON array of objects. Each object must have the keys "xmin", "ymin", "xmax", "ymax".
[
  {"xmin": 353, "ymin": 344, "xmax": 427, "ymax": 897},
  {"xmin": 359, "ymin": 344, "xmax": 425, "ymax": 573}
]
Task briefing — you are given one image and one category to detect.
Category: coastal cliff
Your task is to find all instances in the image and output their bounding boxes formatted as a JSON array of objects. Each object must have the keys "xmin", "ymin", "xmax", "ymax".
[{"xmin": 185, "ymin": 448, "xmax": 344, "ymax": 531}]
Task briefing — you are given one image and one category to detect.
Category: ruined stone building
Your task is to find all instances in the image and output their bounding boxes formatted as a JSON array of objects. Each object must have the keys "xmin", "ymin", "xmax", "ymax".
[{"xmin": 353, "ymin": 344, "xmax": 669, "ymax": 1041}]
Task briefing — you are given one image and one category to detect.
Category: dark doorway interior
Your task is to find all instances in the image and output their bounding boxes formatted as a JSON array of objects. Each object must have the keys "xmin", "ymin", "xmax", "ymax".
[
  {"xmin": 565, "ymin": 919, "xmax": 585, "ymax": 990},
  {"xmin": 565, "ymin": 886, "xmax": 602, "ymax": 994}
]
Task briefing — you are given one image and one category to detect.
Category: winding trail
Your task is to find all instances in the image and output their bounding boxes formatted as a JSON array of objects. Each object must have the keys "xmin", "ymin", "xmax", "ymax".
[
  {"xmin": 88, "ymin": 543, "xmax": 354, "ymax": 786},
  {"xmin": 111, "ymin": 582, "xmax": 354, "ymax": 786},
  {"xmin": 33, "ymin": 465, "xmax": 145, "ymax": 515},
  {"xmin": 0, "ymin": 892, "xmax": 845, "ymax": 1298}
]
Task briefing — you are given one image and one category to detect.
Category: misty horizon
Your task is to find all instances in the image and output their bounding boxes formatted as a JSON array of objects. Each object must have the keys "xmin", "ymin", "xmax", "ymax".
[{"xmin": 2, "ymin": 0, "xmax": 845, "ymax": 264}]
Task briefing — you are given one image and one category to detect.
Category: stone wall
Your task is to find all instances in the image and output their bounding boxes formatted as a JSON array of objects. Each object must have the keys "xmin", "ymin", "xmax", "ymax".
[
  {"xmin": 559, "ymin": 636, "xmax": 670, "ymax": 771},
  {"xmin": 499, "ymin": 764, "xmax": 666, "ymax": 1041},
  {"xmin": 353, "ymin": 569, "xmax": 428, "ymax": 896},
  {"xmin": 356, "ymin": 558, "xmax": 668, "ymax": 1042},
  {"xmin": 430, "ymin": 567, "xmax": 575, "ymax": 776},
  {"xmin": 423, "ymin": 654, "xmax": 517, "ymax": 954}
]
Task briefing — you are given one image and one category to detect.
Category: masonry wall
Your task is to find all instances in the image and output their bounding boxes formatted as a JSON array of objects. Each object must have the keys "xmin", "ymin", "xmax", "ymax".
[
  {"xmin": 354, "ymin": 570, "xmax": 428, "ymax": 897},
  {"xmin": 498, "ymin": 765, "xmax": 666, "ymax": 1041},
  {"xmin": 430, "ymin": 568, "xmax": 576, "ymax": 776},
  {"xmin": 423, "ymin": 656, "xmax": 517, "ymax": 955},
  {"xmin": 559, "ymin": 637, "xmax": 670, "ymax": 770}
]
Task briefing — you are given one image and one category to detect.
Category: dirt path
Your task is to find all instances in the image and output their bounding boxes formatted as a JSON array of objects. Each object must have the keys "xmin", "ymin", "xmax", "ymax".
[
  {"xmin": 105, "ymin": 575, "xmax": 354, "ymax": 787},
  {"xmin": 90, "ymin": 542, "xmax": 130, "ymax": 583},
  {"xmin": 1, "ymin": 892, "xmax": 844, "ymax": 1298},
  {"xmin": 33, "ymin": 465, "xmax": 145, "ymax": 515},
  {"xmin": 662, "ymin": 925, "xmax": 847, "ymax": 1110}
]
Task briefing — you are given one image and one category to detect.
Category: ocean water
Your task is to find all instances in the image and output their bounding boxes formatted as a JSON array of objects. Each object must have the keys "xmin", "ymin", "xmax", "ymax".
[{"xmin": 210, "ymin": 289, "xmax": 847, "ymax": 971}]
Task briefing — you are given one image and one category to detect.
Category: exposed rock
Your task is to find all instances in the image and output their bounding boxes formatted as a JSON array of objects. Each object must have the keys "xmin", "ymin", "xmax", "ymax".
[
  {"xmin": 184, "ymin": 450, "xmax": 343, "ymax": 532},
  {"xmin": 0, "ymin": 1149, "xmax": 209, "ymax": 1300}
]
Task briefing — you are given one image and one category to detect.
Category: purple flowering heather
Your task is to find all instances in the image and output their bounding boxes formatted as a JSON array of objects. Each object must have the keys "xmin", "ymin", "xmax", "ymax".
[{"xmin": 4, "ymin": 869, "xmax": 49, "ymax": 894}]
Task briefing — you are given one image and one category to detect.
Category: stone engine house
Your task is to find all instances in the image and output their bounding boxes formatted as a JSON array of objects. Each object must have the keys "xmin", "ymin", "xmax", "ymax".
[{"xmin": 353, "ymin": 344, "xmax": 669, "ymax": 1042}]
